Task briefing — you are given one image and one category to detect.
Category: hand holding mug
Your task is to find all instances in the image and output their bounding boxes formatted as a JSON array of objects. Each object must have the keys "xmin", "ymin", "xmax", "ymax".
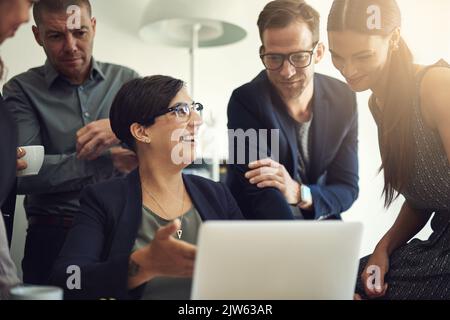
[
  {"xmin": 16, "ymin": 147, "xmax": 27, "ymax": 171},
  {"xmin": 16, "ymin": 146, "xmax": 45, "ymax": 177}
]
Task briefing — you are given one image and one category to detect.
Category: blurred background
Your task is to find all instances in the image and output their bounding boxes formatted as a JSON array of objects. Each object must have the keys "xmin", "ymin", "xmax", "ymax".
[{"xmin": 1, "ymin": 0, "xmax": 449, "ymax": 279}]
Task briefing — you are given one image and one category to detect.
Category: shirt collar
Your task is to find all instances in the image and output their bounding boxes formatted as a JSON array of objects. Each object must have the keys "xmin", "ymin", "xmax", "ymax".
[
  {"xmin": 43, "ymin": 60, "xmax": 60, "ymax": 88},
  {"xmin": 90, "ymin": 58, "xmax": 106, "ymax": 81},
  {"xmin": 44, "ymin": 57, "xmax": 105, "ymax": 88}
]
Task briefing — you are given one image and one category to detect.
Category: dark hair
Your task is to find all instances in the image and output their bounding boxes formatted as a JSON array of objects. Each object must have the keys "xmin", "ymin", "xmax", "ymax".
[
  {"xmin": 328, "ymin": 0, "xmax": 415, "ymax": 207},
  {"xmin": 33, "ymin": 0, "xmax": 92, "ymax": 26},
  {"xmin": 109, "ymin": 75, "xmax": 185, "ymax": 151},
  {"xmin": 257, "ymin": 0, "xmax": 320, "ymax": 44}
]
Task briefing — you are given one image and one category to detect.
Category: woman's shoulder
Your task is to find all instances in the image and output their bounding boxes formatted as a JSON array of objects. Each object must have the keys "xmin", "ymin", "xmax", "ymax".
[
  {"xmin": 183, "ymin": 174, "xmax": 231, "ymax": 199},
  {"xmin": 183, "ymin": 174, "xmax": 224, "ymax": 189},
  {"xmin": 183, "ymin": 174, "xmax": 243, "ymax": 220},
  {"xmin": 81, "ymin": 175, "xmax": 130, "ymax": 205},
  {"xmin": 417, "ymin": 61, "xmax": 450, "ymax": 82},
  {"xmin": 417, "ymin": 60, "xmax": 450, "ymax": 127},
  {"xmin": 86, "ymin": 174, "xmax": 129, "ymax": 191},
  {"xmin": 416, "ymin": 60, "xmax": 450, "ymax": 85}
]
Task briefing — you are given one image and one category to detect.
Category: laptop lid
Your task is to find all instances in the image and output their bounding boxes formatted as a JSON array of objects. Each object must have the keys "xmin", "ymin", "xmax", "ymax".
[{"xmin": 191, "ymin": 221, "xmax": 363, "ymax": 300}]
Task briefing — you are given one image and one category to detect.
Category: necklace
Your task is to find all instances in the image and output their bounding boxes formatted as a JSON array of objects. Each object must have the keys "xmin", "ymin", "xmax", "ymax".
[{"xmin": 142, "ymin": 180, "xmax": 186, "ymax": 239}]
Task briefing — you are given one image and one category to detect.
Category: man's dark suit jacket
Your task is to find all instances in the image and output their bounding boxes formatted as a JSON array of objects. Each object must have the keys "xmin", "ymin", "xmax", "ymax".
[
  {"xmin": 50, "ymin": 169, "xmax": 243, "ymax": 300},
  {"xmin": 227, "ymin": 71, "xmax": 359, "ymax": 220},
  {"xmin": 0, "ymin": 95, "xmax": 17, "ymax": 246}
]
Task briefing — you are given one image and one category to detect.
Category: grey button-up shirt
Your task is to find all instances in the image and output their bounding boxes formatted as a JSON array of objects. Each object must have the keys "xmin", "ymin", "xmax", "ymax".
[{"xmin": 2, "ymin": 59, "xmax": 139, "ymax": 217}]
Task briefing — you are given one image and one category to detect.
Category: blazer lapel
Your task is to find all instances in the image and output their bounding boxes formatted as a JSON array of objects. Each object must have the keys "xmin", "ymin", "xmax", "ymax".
[
  {"xmin": 264, "ymin": 80, "xmax": 298, "ymax": 177},
  {"xmin": 183, "ymin": 175, "xmax": 216, "ymax": 221},
  {"xmin": 310, "ymin": 76, "xmax": 330, "ymax": 182}
]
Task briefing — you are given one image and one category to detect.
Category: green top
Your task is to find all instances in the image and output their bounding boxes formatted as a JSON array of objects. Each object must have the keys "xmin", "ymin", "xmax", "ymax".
[{"xmin": 134, "ymin": 205, "xmax": 202, "ymax": 300}]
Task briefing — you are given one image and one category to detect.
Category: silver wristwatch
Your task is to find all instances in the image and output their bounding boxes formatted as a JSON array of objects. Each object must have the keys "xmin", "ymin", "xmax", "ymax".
[{"xmin": 300, "ymin": 185, "xmax": 312, "ymax": 204}]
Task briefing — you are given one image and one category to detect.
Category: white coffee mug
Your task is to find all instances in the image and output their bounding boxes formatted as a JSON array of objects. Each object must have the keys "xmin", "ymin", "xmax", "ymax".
[
  {"xmin": 17, "ymin": 145, "xmax": 45, "ymax": 177},
  {"xmin": 9, "ymin": 285, "xmax": 63, "ymax": 300}
]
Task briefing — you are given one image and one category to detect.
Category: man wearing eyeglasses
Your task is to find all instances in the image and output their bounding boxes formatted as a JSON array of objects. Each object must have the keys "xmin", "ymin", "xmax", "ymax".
[
  {"xmin": 227, "ymin": 0, "xmax": 359, "ymax": 220},
  {"xmin": 2, "ymin": 0, "xmax": 139, "ymax": 285}
]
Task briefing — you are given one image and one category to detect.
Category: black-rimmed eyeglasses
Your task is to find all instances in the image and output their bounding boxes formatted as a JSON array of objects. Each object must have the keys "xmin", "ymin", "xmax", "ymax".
[
  {"xmin": 260, "ymin": 42, "xmax": 318, "ymax": 71},
  {"xmin": 151, "ymin": 102, "xmax": 204, "ymax": 124}
]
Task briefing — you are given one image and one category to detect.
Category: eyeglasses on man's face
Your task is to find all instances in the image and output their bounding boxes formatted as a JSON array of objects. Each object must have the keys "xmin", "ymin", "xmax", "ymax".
[
  {"xmin": 260, "ymin": 42, "xmax": 318, "ymax": 71},
  {"xmin": 153, "ymin": 102, "xmax": 204, "ymax": 123}
]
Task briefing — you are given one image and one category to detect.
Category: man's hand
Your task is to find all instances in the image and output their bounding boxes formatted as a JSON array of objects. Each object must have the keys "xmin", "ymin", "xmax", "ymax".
[
  {"xmin": 245, "ymin": 158, "xmax": 301, "ymax": 205},
  {"xmin": 76, "ymin": 119, "xmax": 120, "ymax": 160},
  {"xmin": 110, "ymin": 147, "xmax": 138, "ymax": 174},
  {"xmin": 17, "ymin": 147, "xmax": 28, "ymax": 172}
]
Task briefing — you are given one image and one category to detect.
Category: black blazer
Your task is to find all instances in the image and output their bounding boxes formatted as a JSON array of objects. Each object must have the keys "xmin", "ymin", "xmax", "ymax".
[
  {"xmin": 0, "ymin": 95, "xmax": 18, "ymax": 245},
  {"xmin": 227, "ymin": 71, "xmax": 359, "ymax": 220},
  {"xmin": 50, "ymin": 169, "xmax": 243, "ymax": 300}
]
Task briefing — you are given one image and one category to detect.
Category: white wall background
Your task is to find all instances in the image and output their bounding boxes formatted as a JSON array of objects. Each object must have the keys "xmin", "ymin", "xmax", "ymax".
[{"xmin": 2, "ymin": 0, "xmax": 449, "ymax": 279}]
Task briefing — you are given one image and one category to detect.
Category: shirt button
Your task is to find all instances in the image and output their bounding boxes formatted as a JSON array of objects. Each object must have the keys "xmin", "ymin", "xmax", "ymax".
[
  {"xmin": 84, "ymin": 112, "xmax": 90, "ymax": 118},
  {"xmin": 79, "ymin": 86, "xmax": 84, "ymax": 91}
]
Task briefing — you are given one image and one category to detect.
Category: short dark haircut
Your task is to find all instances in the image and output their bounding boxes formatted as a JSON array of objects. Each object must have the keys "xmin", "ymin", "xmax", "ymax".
[
  {"xmin": 257, "ymin": 0, "xmax": 320, "ymax": 44},
  {"xmin": 33, "ymin": 0, "xmax": 92, "ymax": 26},
  {"xmin": 110, "ymin": 75, "xmax": 185, "ymax": 151}
]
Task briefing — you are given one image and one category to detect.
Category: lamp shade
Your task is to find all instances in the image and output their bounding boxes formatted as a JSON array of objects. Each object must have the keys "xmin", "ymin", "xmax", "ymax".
[{"xmin": 139, "ymin": 0, "xmax": 247, "ymax": 47}]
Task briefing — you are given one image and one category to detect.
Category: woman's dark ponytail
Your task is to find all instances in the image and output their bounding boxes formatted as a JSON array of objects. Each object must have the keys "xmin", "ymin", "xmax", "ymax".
[{"xmin": 380, "ymin": 37, "xmax": 415, "ymax": 206}]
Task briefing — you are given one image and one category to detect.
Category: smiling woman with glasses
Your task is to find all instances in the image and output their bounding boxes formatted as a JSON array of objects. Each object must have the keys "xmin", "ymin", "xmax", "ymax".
[{"xmin": 50, "ymin": 75, "xmax": 244, "ymax": 300}]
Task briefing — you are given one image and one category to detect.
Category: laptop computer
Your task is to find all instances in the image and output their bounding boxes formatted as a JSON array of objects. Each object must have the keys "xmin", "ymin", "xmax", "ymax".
[{"xmin": 191, "ymin": 221, "xmax": 363, "ymax": 300}]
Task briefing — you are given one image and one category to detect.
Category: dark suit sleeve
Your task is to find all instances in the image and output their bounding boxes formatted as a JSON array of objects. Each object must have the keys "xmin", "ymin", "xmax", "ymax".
[
  {"xmin": 220, "ymin": 183, "xmax": 245, "ymax": 220},
  {"xmin": 0, "ymin": 102, "xmax": 18, "ymax": 244},
  {"xmin": 50, "ymin": 186, "xmax": 131, "ymax": 300},
  {"xmin": 227, "ymin": 90, "xmax": 294, "ymax": 220},
  {"xmin": 309, "ymin": 94, "xmax": 359, "ymax": 219},
  {"xmin": 0, "ymin": 104, "xmax": 17, "ymax": 206}
]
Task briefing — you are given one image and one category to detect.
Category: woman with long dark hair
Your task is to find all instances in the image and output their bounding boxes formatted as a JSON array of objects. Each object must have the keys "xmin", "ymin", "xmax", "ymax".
[{"xmin": 328, "ymin": 0, "xmax": 450, "ymax": 299}]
